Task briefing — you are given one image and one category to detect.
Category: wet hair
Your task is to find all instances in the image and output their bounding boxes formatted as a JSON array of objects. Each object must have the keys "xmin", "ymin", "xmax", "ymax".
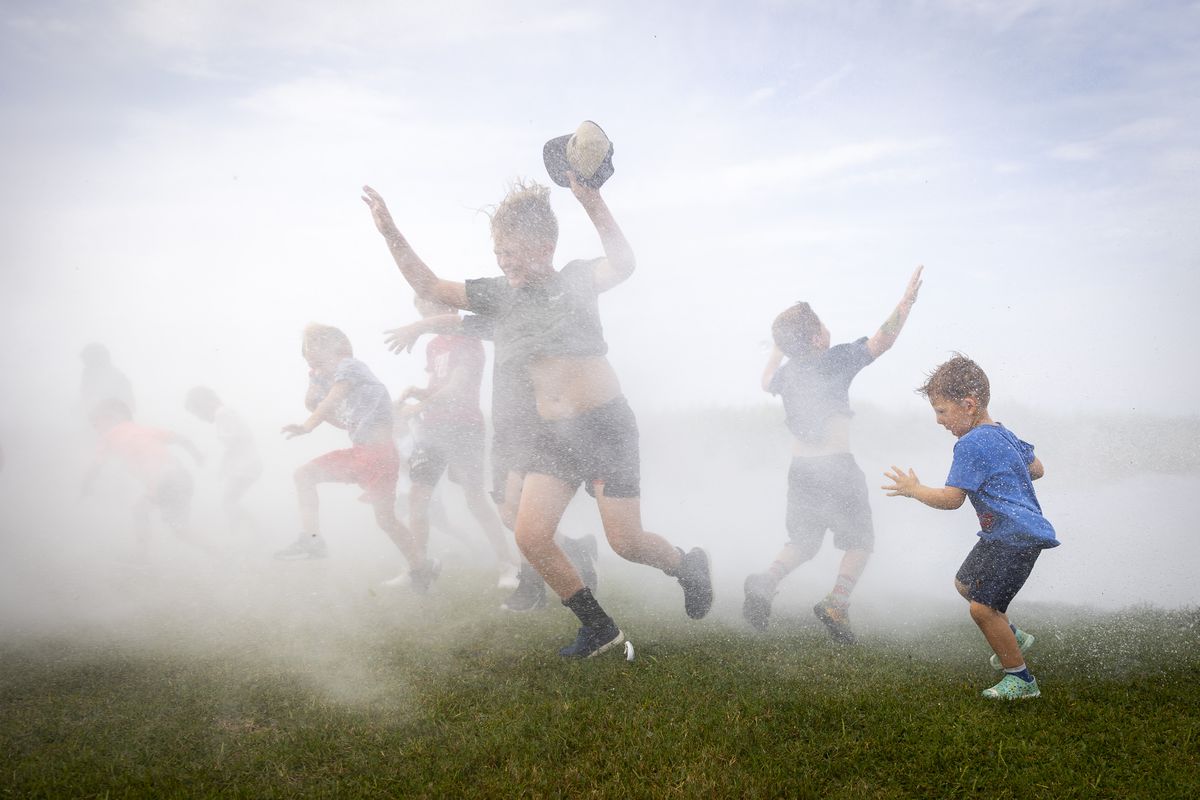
[
  {"xmin": 771, "ymin": 302, "xmax": 822, "ymax": 358},
  {"xmin": 489, "ymin": 180, "xmax": 558, "ymax": 248},
  {"xmin": 919, "ymin": 353, "xmax": 991, "ymax": 407},
  {"xmin": 185, "ymin": 386, "xmax": 220, "ymax": 417},
  {"xmin": 302, "ymin": 323, "xmax": 353, "ymax": 361}
]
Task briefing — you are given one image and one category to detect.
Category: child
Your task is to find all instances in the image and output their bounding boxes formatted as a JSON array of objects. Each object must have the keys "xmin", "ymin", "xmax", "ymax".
[
  {"xmin": 82, "ymin": 399, "xmax": 203, "ymax": 551},
  {"xmin": 393, "ymin": 295, "xmax": 519, "ymax": 588},
  {"xmin": 362, "ymin": 168, "xmax": 711, "ymax": 659},
  {"xmin": 278, "ymin": 324, "xmax": 434, "ymax": 590},
  {"xmin": 882, "ymin": 354, "xmax": 1058, "ymax": 700},
  {"xmin": 744, "ymin": 266, "xmax": 923, "ymax": 642},
  {"xmin": 184, "ymin": 386, "xmax": 263, "ymax": 535}
]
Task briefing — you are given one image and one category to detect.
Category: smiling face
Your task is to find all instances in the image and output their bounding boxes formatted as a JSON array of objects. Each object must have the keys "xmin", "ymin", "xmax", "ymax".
[
  {"xmin": 929, "ymin": 393, "xmax": 979, "ymax": 438},
  {"xmin": 492, "ymin": 233, "xmax": 554, "ymax": 288}
]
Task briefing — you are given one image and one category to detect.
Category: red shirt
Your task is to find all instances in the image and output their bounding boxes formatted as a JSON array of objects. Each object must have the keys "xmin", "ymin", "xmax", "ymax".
[{"xmin": 422, "ymin": 335, "xmax": 485, "ymax": 427}]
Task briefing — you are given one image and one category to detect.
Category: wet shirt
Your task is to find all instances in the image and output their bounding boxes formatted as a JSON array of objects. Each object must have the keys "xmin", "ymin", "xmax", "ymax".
[
  {"xmin": 946, "ymin": 424, "xmax": 1058, "ymax": 548},
  {"xmin": 420, "ymin": 334, "xmax": 485, "ymax": 428},
  {"xmin": 310, "ymin": 358, "xmax": 393, "ymax": 445},
  {"xmin": 463, "ymin": 258, "xmax": 607, "ymax": 372},
  {"xmin": 769, "ymin": 338, "xmax": 874, "ymax": 444},
  {"xmin": 460, "ymin": 313, "xmax": 539, "ymax": 439}
]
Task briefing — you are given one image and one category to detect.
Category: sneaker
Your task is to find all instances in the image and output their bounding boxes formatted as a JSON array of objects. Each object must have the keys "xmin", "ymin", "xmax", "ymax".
[
  {"xmin": 380, "ymin": 571, "xmax": 411, "ymax": 588},
  {"xmin": 562, "ymin": 534, "xmax": 599, "ymax": 591},
  {"xmin": 743, "ymin": 573, "xmax": 777, "ymax": 632},
  {"xmin": 813, "ymin": 597, "xmax": 857, "ymax": 644},
  {"xmin": 990, "ymin": 629, "xmax": 1035, "ymax": 670},
  {"xmin": 558, "ymin": 622, "xmax": 625, "ymax": 659},
  {"xmin": 497, "ymin": 562, "xmax": 520, "ymax": 590},
  {"xmin": 410, "ymin": 558, "xmax": 441, "ymax": 594},
  {"xmin": 274, "ymin": 534, "xmax": 327, "ymax": 560},
  {"xmin": 501, "ymin": 564, "xmax": 548, "ymax": 612},
  {"xmin": 674, "ymin": 547, "xmax": 714, "ymax": 620},
  {"xmin": 981, "ymin": 674, "xmax": 1041, "ymax": 700}
]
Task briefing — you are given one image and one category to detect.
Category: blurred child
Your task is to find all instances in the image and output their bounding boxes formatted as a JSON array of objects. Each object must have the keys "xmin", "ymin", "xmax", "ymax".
[
  {"xmin": 82, "ymin": 399, "xmax": 203, "ymax": 551},
  {"xmin": 391, "ymin": 295, "xmax": 519, "ymax": 588},
  {"xmin": 363, "ymin": 165, "xmax": 711, "ymax": 659},
  {"xmin": 744, "ymin": 266, "xmax": 923, "ymax": 642},
  {"xmin": 185, "ymin": 386, "xmax": 263, "ymax": 535},
  {"xmin": 883, "ymin": 354, "xmax": 1058, "ymax": 700},
  {"xmin": 278, "ymin": 324, "xmax": 435, "ymax": 590}
]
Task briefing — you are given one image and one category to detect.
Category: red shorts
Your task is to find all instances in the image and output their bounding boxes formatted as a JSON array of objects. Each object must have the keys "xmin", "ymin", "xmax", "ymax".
[{"xmin": 307, "ymin": 440, "xmax": 400, "ymax": 502}]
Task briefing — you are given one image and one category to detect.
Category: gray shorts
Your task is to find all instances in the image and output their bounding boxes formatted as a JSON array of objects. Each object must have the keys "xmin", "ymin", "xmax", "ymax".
[
  {"xmin": 785, "ymin": 454, "xmax": 874, "ymax": 555},
  {"xmin": 526, "ymin": 396, "xmax": 641, "ymax": 498}
]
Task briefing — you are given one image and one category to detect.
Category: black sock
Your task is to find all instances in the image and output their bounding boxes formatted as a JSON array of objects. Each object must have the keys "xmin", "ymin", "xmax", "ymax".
[{"xmin": 563, "ymin": 587, "xmax": 613, "ymax": 629}]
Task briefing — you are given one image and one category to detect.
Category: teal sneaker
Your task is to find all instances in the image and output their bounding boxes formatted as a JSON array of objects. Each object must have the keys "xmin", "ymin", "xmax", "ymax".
[
  {"xmin": 981, "ymin": 674, "xmax": 1040, "ymax": 700},
  {"xmin": 990, "ymin": 629, "xmax": 1035, "ymax": 670}
]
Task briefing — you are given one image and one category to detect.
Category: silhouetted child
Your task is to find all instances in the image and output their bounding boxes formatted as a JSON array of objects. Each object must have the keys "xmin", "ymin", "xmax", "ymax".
[
  {"xmin": 82, "ymin": 399, "xmax": 203, "ymax": 551},
  {"xmin": 278, "ymin": 324, "xmax": 435, "ymax": 590},
  {"xmin": 744, "ymin": 266, "xmax": 922, "ymax": 643},
  {"xmin": 185, "ymin": 386, "xmax": 263, "ymax": 535},
  {"xmin": 883, "ymin": 354, "xmax": 1058, "ymax": 700}
]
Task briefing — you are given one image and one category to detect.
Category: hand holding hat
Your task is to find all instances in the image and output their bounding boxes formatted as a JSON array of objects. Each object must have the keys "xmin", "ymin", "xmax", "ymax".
[{"xmin": 543, "ymin": 121, "xmax": 615, "ymax": 189}]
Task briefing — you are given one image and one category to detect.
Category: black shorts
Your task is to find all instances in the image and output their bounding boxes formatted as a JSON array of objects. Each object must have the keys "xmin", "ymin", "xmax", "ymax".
[
  {"xmin": 526, "ymin": 396, "xmax": 641, "ymax": 499},
  {"xmin": 409, "ymin": 421, "xmax": 485, "ymax": 488},
  {"xmin": 955, "ymin": 538, "xmax": 1043, "ymax": 613},
  {"xmin": 489, "ymin": 411, "xmax": 541, "ymax": 504},
  {"xmin": 785, "ymin": 454, "xmax": 874, "ymax": 555}
]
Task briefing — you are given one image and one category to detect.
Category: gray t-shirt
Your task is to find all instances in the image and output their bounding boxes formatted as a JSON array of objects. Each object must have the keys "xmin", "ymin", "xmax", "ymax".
[
  {"xmin": 311, "ymin": 358, "xmax": 393, "ymax": 445},
  {"xmin": 463, "ymin": 258, "xmax": 608, "ymax": 372},
  {"xmin": 769, "ymin": 338, "xmax": 874, "ymax": 444}
]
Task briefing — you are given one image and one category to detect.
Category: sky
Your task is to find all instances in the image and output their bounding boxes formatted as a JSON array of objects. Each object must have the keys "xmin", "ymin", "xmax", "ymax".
[{"xmin": 1, "ymin": 0, "xmax": 1198, "ymax": 436}]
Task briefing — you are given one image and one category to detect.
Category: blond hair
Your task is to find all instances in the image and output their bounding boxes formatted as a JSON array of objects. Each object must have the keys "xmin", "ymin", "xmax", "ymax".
[
  {"xmin": 302, "ymin": 323, "xmax": 352, "ymax": 361},
  {"xmin": 489, "ymin": 180, "xmax": 558, "ymax": 247}
]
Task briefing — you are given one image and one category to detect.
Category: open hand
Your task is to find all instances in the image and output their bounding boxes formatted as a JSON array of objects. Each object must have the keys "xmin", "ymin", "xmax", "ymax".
[
  {"xmin": 361, "ymin": 185, "xmax": 398, "ymax": 237},
  {"xmin": 902, "ymin": 265, "xmax": 924, "ymax": 307},
  {"xmin": 882, "ymin": 466, "xmax": 921, "ymax": 497},
  {"xmin": 281, "ymin": 424, "xmax": 309, "ymax": 440},
  {"xmin": 384, "ymin": 324, "xmax": 420, "ymax": 355}
]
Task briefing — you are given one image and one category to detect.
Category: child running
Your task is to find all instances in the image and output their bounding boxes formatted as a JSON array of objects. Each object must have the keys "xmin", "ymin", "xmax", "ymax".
[
  {"xmin": 82, "ymin": 399, "xmax": 204, "ymax": 553},
  {"xmin": 392, "ymin": 295, "xmax": 520, "ymax": 589},
  {"xmin": 277, "ymin": 324, "xmax": 434, "ymax": 590},
  {"xmin": 184, "ymin": 386, "xmax": 263, "ymax": 536},
  {"xmin": 882, "ymin": 354, "xmax": 1058, "ymax": 700},
  {"xmin": 743, "ymin": 266, "xmax": 923, "ymax": 642},
  {"xmin": 362, "ymin": 168, "xmax": 712, "ymax": 659}
]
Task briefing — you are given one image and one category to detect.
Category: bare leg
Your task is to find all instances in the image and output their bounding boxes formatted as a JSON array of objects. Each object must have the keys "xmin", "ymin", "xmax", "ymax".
[
  {"xmin": 294, "ymin": 463, "xmax": 321, "ymax": 535},
  {"xmin": 594, "ymin": 492, "xmax": 681, "ymax": 572},
  {"xmin": 514, "ymin": 473, "xmax": 583, "ymax": 599},
  {"xmin": 836, "ymin": 548, "xmax": 870, "ymax": 584},
  {"xmin": 462, "ymin": 484, "xmax": 515, "ymax": 565},
  {"xmin": 373, "ymin": 495, "xmax": 422, "ymax": 570},
  {"xmin": 957, "ymin": 579, "xmax": 1022, "ymax": 669}
]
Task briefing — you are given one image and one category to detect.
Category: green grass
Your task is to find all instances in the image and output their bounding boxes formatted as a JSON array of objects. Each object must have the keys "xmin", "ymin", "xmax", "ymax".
[{"xmin": 2, "ymin": 577, "xmax": 1198, "ymax": 799}]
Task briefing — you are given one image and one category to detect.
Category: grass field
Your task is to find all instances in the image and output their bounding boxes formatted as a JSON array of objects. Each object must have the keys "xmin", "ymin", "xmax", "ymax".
[{"xmin": 2, "ymin": 566, "xmax": 1198, "ymax": 799}]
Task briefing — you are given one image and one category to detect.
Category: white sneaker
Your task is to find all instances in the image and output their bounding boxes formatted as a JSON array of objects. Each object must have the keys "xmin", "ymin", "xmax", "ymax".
[
  {"xmin": 380, "ymin": 571, "xmax": 411, "ymax": 588},
  {"xmin": 497, "ymin": 562, "xmax": 520, "ymax": 590}
]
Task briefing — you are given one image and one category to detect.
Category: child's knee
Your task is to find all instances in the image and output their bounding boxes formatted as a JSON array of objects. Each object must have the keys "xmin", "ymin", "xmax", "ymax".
[
  {"xmin": 954, "ymin": 578, "xmax": 971, "ymax": 599},
  {"xmin": 968, "ymin": 600, "xmax": 1000, "ymax": 624}
]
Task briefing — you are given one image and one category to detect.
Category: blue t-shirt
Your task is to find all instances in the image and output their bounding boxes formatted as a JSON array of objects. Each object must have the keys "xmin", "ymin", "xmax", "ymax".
[
  {"xmin": 310, "ymin": 358, "xmax": 393, "ymax": 445},
  {"xmin": 769, "ymin": 338, "xmax": 874, "ymax": 444},
  {"xmin": 945, "ymin": 424, "xmax": 1058, "ymax": 548}
]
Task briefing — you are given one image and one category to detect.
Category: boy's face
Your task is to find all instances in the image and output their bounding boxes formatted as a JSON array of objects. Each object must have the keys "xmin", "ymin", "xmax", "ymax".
[
  {"xmin": 493, "ymin": 233, "xmax": 554, "ymax": 288},
  {"xmin": 929, "ymin": 393, "xmax": 978, "ymax": 438}
]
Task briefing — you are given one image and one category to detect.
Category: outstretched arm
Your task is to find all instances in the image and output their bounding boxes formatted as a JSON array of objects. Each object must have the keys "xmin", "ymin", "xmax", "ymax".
[
  {"xmin": 383, "ymin": 313, "xmax": 463, "ymax": 355},
  {"xmin": 866, "ymin": 265, "xmax": 923, "ymax": 358},
  {"xmin": 568, "ymin": 174, "xmax": 636, "ymax": 293},
  {"xmin": 761, "ymin": 345, "xmax": 784, "ymax": 392},
  {"xmin": 361, "ymin": 186, "xmax": 468, "ymax": 309},
  {"xmin": 882, "ymin": 465, "xmax": 966, "ymax": 510},
  {"xmin": 282, "ymin": 381, "xmax": 351, "ymax": 439}
]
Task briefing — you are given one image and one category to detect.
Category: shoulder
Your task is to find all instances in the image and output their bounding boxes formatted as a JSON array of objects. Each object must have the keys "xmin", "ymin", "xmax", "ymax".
[
  {"xmin": 334, "ymin": 358, "xmax": 377, "ymax": 384},
  {"xmin": 464, "ymin": 275, "xmax": 510, "ymax": 311}
]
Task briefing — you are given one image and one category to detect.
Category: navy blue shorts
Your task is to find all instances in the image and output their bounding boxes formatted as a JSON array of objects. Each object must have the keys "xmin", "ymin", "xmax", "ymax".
[{"xmin": 955, "ymin": 538, "xmax": 1042, "ymax": 613}]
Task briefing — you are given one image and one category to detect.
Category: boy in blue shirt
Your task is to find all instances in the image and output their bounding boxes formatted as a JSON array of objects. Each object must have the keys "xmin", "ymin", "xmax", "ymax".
[{"xmin": 883, "ymin": 355, "xmax": 1058, "ymax": 700}]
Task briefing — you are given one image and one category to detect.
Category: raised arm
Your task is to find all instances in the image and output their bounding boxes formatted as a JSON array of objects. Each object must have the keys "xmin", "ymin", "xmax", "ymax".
[
  {"xmin": 361, "ymin": 186, "xmax": 468, "ymax": 309},
  {"xmin": 567, "ymin": 174, "xmax": 636, "ymax": 293},
  {"xmin": 866, "ymin": 265, "xmax": 923, "ymax": 358}
]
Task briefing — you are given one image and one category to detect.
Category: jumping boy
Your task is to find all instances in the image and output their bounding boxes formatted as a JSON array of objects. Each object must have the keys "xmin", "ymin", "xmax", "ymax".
[
  {"xmin": 185, "ymin": 386, "xmax": 263, "ymax": 536},
  {"xmin": 393, "ymin": 295, "xmax": 520, "ymax": 589},
  {"xmin": 278, "ymin": 324, "xmax": 434, "ymax": 590},
  {"xmin": 82, "ymin": 399, "xmax": 204, "ymax": 551},
  {"xmin": 882, "ymin": 354, "xmax": 1058, "ymax": 700},
  {"xmin": 362, "ymin": 167, "xmax": 712, "ymax": 659},
  {"xmin": 743, "ymin": 266, "xmax": 923, "ymax": 642}
]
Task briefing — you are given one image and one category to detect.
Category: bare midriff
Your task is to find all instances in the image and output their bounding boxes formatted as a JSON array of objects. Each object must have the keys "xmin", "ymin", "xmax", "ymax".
[
  {"xmin": 791, "ymin": 414, "xmax": 852, "ymax": 457},
  {"xmin": 530, "ymin": 355, "xmax": 622, "ymax": 420}
]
